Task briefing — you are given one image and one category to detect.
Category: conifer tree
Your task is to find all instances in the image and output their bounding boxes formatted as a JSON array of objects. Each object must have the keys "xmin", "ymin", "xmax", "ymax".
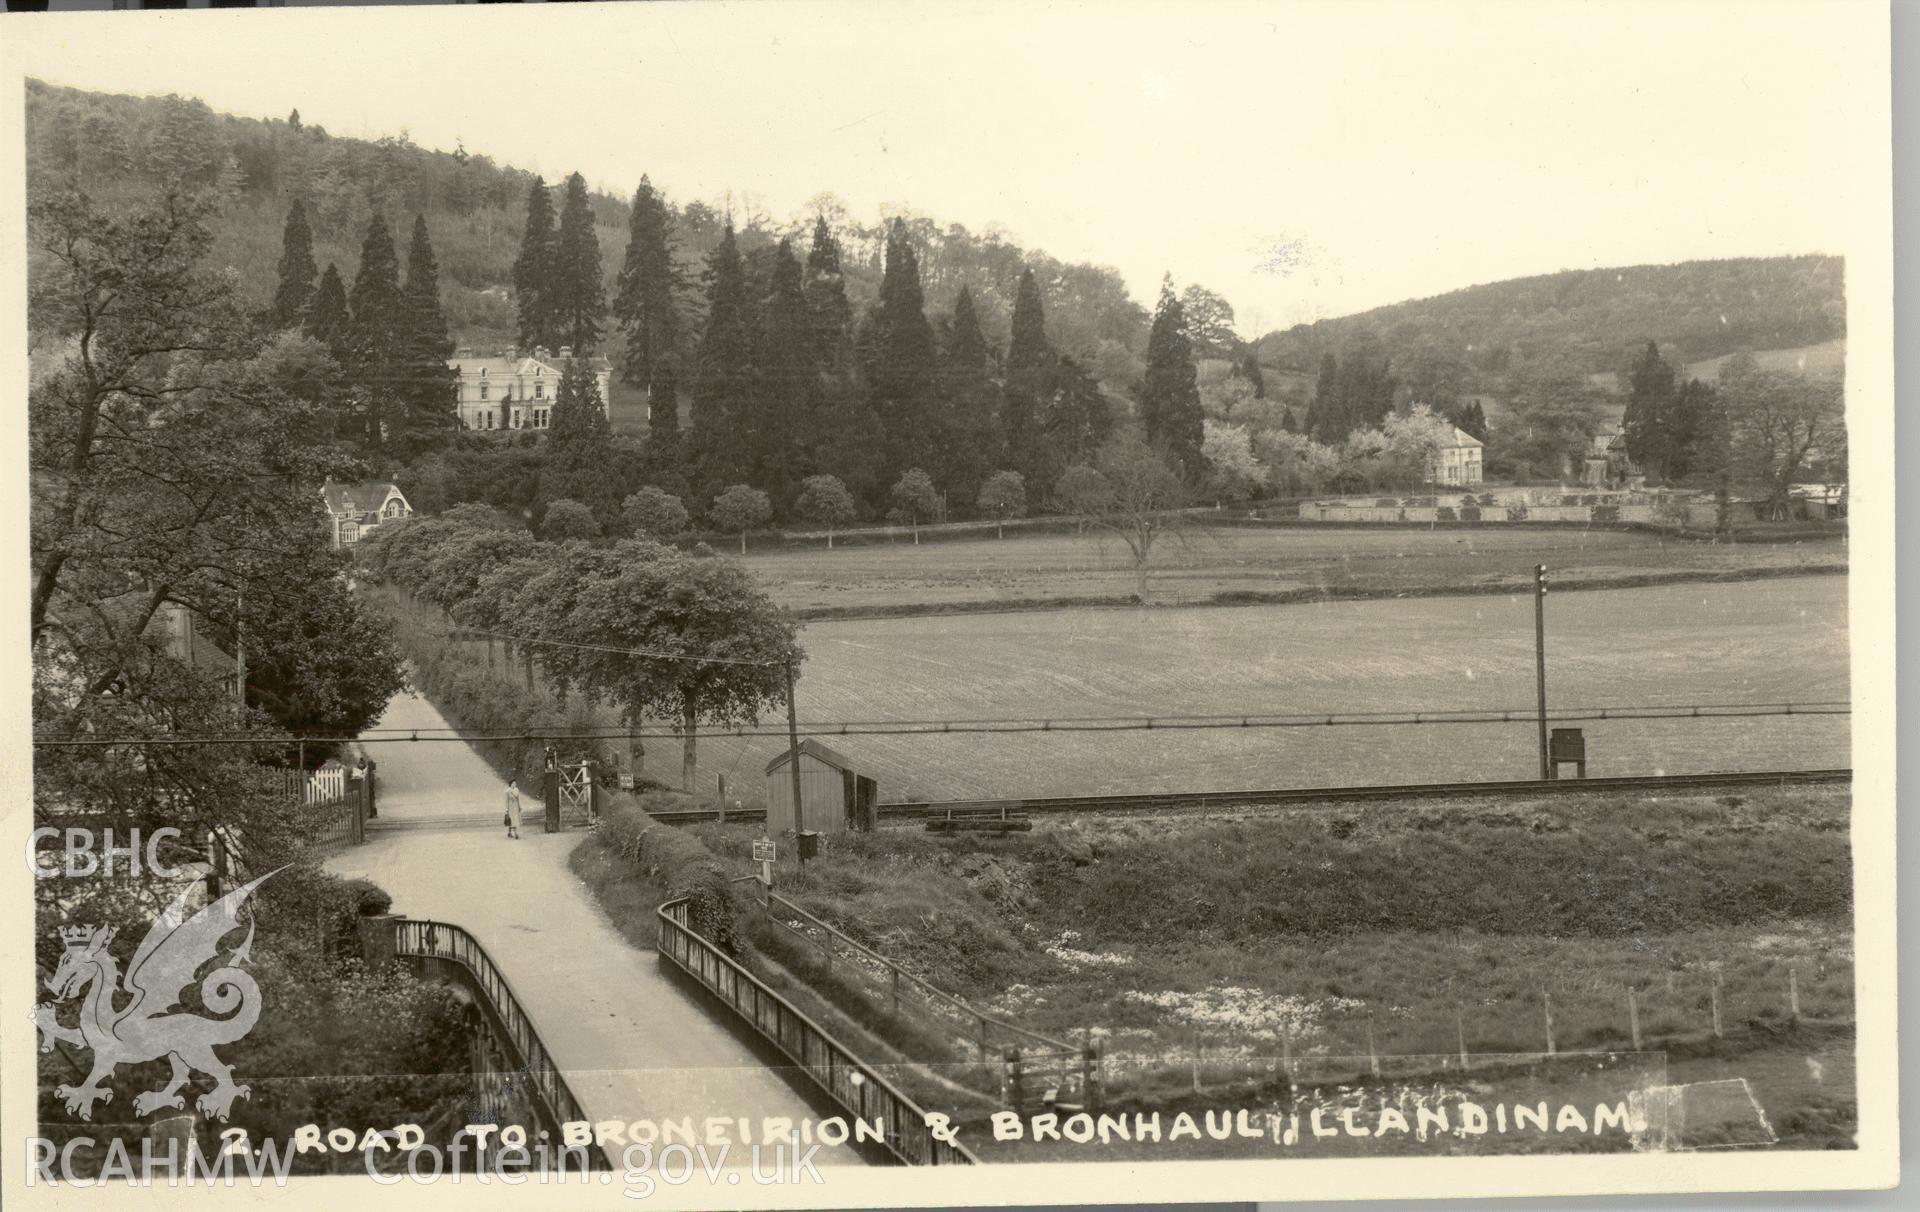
[
  {"xmin": 804, "ymin": 216, "xmax": 881, "ymax": 506},
  {"xmin": 751, "ymin": 238, "xmax": 816, "ymax": 505},
  {"xmin": 933, "ymin": 286, "xmax": 999, "ymax": 508},
  {"xmin": 346, "ymin": 214, "xmax": 405, "ymax": 456},
  {"xmin": 1623, "ymin": 340, "xmax": 1680, "ymax": 481},
  {"xmin": 305, "ymin": 262, "xmax": 350, "ymax": 357},
  {"xmin": 1002, "ymin": 267, "xmax": 1053, "ymax": 479},
  {"xmin": 395, "ymin": 215, "xmax": 457, "ymax": 458},
  {"xmin": 862, "ymin": 219, "xmax": 938, "ymax": 480},
  {"xmin": 538, "ymin": 357, "xmax": 618, "ymax": 524},
  {"xmin": 1043, "ymin": 356, "xmax": 1113, "ymax": 475},
  {"xmin": 643, "ymin": 358, "xmax": 687, "ymax": 497},
  {"xmin": 613, "ymin": 176, "xmax": 679, "ymax": 389},
  {"xmin": 1305, "ymin": 352, "xmax": 1340, "ymax": 442},
  {"xmin": 270, "ymin": 198, "xmax": 316, "ymax": 329},
  {"xmin": 512, "ymin": 175, "xmax": 557, "ymax": 351},
  {"xmin": 1140, "ymin": 277, "xmax": 1205, "ymax": 477},
  {"xmin": 689, "ymin": 224, "xmax": 754, "ymax": 501},
  {"xmin": 551, "ymin": 171, "xmax": 605, "ymax": 353},
  {"xmin": 803, "ymin": 214, "xmax": 854, "ymax": 370}
]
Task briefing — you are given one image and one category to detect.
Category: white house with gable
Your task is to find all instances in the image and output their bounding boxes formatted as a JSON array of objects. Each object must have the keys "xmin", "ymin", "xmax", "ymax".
[
  {"xmin": 449, "ymin": 345, "xmax": 613, "ymax": 433},
  {"xmin": 1425, "ymin": 426, "xmax": 1485, "ymax": 486},
  {"xmin": 321, "ymin": 478, "xmax": 413, "ymax": 550}
]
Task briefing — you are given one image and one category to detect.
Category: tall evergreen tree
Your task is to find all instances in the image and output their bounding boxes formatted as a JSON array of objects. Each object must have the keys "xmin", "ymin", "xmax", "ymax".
[
  {"xmin": 804, "ymin": 215, "xmax": 881, "ymax": 505},
  {"xmin": 1622, "ymin": 340, "xmax": 1681, "ymax": 481},
  {"xmin": 512, "ymin": 176, "xmax": 557, "ymax": 351},
  {"xmin": 270, "ymin": 198, "xmax": 316, "ymax": 329},
  {"xmin": 750, "ymin": 238, "xmax": 816, "ymax": 505},
  {"xmin": 1002, "ymin": 266, "xmax": 1053, "ymax": 481},
  {"xmin": 395, "ymin": 215, "xmax": 458, "ymax": 458},
  {"xmin": 613, "ymin": 176, "xmax": 679, "ymax": 388},
  {"xmin": 933, "ymin": 286, "xmax": 999, "ymax": 509},
  {"xmin": 345, "ymin": 214, "xmax": 405, "ymax": 457},
  {"xmin": 538, "ymin": 358, "xmax": 618, "ymax": 524},
  {"xmin": 643, "ymin": 357, "xmax": 686, "ymax": 497},
  {"xmin": 551, "ymin": 171, "xmax": 605, "ymax": 353},
  {"xmin": 1305, "ymin": 352, "xmax": 1340, "ymax": 442},
  {"xmin": 861, "ymin": 220, "xmax": 939, "ymax": 482},
  {"xmin": 304, "ymin": 261, "xmax": 350, "ymax": 357},
  {"xmin": 1140, "ymin": 278, "xmax": 1205, "ymax": 476},
  {"xmin": 689, "ymin": 224, "xmax": 754, "ymax": 502},
  {"xmin": 1042, "ymin": 356, "xmax": 1113, "ymax": 475},
  {"xmin": 803, "ymin": 214, "xmax": 854, "ymax": 370}
]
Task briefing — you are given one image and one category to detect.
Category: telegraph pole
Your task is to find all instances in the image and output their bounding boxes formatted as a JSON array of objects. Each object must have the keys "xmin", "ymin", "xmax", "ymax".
[
  {"xmin": 1534, "ymin": 563, "xmax": 1550, "ymax": 779},
  {"xmin": 785, "ymin": 656, "xmax": 806, "ymax": 864}
]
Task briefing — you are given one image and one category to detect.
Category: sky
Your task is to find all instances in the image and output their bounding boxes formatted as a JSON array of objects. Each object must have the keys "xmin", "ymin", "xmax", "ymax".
[{"xmin": 3, "ymin": 0, "xmax": 1878, "ymax": 336}]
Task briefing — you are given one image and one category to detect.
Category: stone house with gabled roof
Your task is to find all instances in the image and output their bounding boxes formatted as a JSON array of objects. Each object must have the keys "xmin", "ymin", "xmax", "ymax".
[
  {"xmin": 449, "ymin": 345, "xmax": 613, "ymax": 433},
  {"xmin": 321, "ymin": 477, "xmax": 413, "ymax": 550}
]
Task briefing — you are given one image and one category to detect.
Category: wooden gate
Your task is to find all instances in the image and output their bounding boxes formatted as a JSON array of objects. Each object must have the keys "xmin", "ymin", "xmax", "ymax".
[{"xmin": 558, "ymin": 759, "xmax": 596, "ymax": 826}]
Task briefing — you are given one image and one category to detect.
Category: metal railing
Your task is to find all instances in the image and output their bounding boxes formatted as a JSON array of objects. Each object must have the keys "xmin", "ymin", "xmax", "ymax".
[
  {"xmin": 655, "ymin": 896, "xmax": 978, "ymax": 1166},
  {"xmin": 760, "ymin": 888, "xmax": 1075, "ymax": 1059},
  {"xmin": 393, "ymin": 918, "xmax": 606, "ymax": 1167}
]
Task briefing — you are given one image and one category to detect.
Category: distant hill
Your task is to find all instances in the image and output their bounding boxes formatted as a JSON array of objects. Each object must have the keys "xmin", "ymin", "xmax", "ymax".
[
  {"xmin": 24, "ymin": 81, "xmax": 1150, "ymax": 396},
  {"xmin": 1253, "ymin": 256, "xmax": 1846, "ymax": 386}
]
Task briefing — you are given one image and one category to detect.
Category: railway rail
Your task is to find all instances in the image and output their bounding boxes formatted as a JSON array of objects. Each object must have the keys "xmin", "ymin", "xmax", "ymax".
[{"xmin": 641, "ymin": 767, "xmax": 1851, "ymax": 826}]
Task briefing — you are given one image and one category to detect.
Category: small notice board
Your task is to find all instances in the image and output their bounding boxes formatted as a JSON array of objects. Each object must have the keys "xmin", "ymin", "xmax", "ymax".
[{"xmin": 752, "ymin": 838, "xmax": 776, "ymax": 863}]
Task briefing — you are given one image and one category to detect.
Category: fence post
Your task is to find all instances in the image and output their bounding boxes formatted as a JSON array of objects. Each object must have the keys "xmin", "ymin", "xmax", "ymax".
[
  {"xmin": 1788, "ymin": 968, "xmax": 1801, "ymax": 1023},
  {"xmin": 1005, "ymin": 1046, "xmax": 1023, "ymax": 1111},
  {"xmin": 1628, "ymin": 986, "xmax": 1642, "ymax": 1050},
  {"xmin": 1190, "ymin": 1025, "xmax": 1201, "ymax": 1093},
  {"xmin": 890, "ymin": 966, "xmax": 901, "ymax": 1017},
  {"xmin": 1542, "ymin": 992, "xmax": 1556, "ymax": 1057},
  {"xmin": 977, "ymin": 1015, "xmax": 990, "ymax": 1066},
  {"xmin": 1455, "ymin": 1005, "xmax": 1469, "ymax": 1070},
  {"xmin": 1367, "ymin": 1016, "xmax": 1381, "ymax": 1078},
  {"xmin": 1710, "ymin": 974, "xmax": 1723, "ymax": 1038},
  {"xmin": 1282, "ymin": 1020, "xmax": 1295, "ymax": 1081}
]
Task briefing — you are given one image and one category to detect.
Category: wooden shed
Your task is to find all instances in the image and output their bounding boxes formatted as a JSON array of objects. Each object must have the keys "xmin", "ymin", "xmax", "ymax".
[{"xmin": 766, "ymin": 740, "xmax": 877, "ymax": 835}]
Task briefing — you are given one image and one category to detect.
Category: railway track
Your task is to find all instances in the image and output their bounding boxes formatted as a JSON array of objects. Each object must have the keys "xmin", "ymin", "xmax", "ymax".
[{"xmin": 642, "ymin": 768, "xmax": 1851, "ymax": 826}]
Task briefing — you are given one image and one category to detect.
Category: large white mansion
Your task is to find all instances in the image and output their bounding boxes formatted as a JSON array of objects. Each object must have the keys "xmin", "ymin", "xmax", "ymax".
[{"xmin": 450, "ymin": 346, "xmax": 613, "ymax": 432}]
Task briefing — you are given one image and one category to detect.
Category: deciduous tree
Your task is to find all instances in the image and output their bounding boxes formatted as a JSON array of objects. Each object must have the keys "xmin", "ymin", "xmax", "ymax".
[
  {"xmin": 888, "ymin": 468, "xmax": 939, "ymax": 544},
  {"xmin": 709, "ymin": 483, "xmax": 771, "ymax": 554},
  {"xmin": 976, "ymin": 470, "xmax": 1026, "ymax": 538},
  {"xmin": 794, "ymin": 474, "xmax": 856, "ymax": 547},
  {"xmin": 622, "ymin": 485, "xmax": 690, "ymax": 541}
]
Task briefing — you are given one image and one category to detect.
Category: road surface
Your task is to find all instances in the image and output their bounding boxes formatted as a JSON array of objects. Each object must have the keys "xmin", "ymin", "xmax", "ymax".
[{"xmin": 326, "ymin": 688, "xmax": 858, "ymax": 1164}]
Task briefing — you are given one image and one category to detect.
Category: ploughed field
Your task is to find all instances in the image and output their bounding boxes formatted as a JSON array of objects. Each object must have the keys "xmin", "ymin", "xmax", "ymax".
[
  {"xmin": 737, "ymin": 523, "xmax": 1845, "ymax": 613},
  {"xmin": 680, "ymin": 577, "xmax": 1849, "ymax": 801}
]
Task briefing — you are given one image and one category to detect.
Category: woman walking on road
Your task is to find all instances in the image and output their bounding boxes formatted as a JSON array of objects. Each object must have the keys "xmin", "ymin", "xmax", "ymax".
[{"xmin": 504, "ymin": 779, "xmax": 523, "ymax": 839}]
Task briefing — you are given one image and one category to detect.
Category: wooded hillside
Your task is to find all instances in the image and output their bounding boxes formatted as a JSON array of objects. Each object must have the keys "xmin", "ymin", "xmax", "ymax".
[
  {"xmin": 24, "ymin": 81, "xmax": 1151, "ymax": 389},
  {"xmin": 1255, "ymin": 256, "xmax": 1845, "ymax": 382}
]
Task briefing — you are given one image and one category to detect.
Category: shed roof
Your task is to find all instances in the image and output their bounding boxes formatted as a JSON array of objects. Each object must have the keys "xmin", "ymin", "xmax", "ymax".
[{"xmin": 765, "ymin": 738, "xmax": 857, "ymax": 776}]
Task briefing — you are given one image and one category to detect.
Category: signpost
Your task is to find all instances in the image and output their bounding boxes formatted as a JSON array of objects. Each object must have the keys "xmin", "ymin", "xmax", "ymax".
[
  {"xmin": 1534, "ymin": 564, "xmax": 1550, "ymax": 780},
  {"xmin": 753, "ymin": 837, "xmax": 775, "ymax": 890}
]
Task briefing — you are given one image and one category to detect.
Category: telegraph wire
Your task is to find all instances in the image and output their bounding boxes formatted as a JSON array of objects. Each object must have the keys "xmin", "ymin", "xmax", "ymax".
[{"xmin": 30, "ymin": 700, "xmax": 1851, "ymax": 748}]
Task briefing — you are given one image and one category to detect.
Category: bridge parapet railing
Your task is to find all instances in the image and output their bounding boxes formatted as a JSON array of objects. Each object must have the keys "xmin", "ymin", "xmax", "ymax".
[
  {"xmin": 656, "ymin": 896, "xmax": 979, "ymax": 1166},
  {"xmin": 393, "ymin": 917, "xmax": 606, "ymax": 1167}
]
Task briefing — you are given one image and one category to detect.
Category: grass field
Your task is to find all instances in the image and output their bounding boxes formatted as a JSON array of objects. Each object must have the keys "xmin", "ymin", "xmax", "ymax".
[
  {"xmin": 670, "ymin": 577, "xmax": 1849, "ymax": 801},
  {"xmin": 737, "ymin": 522, "xmax": 1844, "ymax": 613},
  {"xmin": 660, "ymin": 782, "xmax": 1855, "ymax": 1156}
]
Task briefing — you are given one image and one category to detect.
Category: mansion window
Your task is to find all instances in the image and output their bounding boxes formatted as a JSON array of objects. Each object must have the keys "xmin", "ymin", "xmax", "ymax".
[
  {"xmin": 480, "ymin": 382, "xmax": 489, "ymax": 400},
  {"xmin": 340, "ymin": 522, "xmax": 359, "ymax": 544},
  {"xmin": 534, "ymin": 408, "xmax": 550, "ymax": 428},
  {"xmin": 534, "ymin": 382, "xmax": 544, "ymax": 399}
]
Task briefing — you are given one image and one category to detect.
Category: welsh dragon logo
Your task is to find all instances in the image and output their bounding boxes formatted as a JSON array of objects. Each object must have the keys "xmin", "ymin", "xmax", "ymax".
[{"xmin": 34, "ymin": 868, "xmax": 281, "ymax": 1122}]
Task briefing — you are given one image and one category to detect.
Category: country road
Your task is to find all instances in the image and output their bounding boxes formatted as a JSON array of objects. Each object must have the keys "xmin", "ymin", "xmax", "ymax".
[{"xmin": 325, "ymin": 688, "xmax": 857, "ymax": 1165}]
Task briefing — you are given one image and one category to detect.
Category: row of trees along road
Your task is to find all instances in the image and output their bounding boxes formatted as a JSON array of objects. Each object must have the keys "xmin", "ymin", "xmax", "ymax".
[
  {"xmin": 359, "ymin": 505, "xmax": 801, "ymax": 791},
  {"xmin": 28, "ymin": 171, "xmax": 467, "ymax": 1150}
]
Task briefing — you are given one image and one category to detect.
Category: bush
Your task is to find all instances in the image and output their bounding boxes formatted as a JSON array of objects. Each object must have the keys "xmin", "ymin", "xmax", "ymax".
[
  {"xmin": 598, "ymin": 798, "xmax": 738, "ymax": 950},
  {"xmin": 1461, "ymin": 506, "xmax": 1482, "ymax": 522},
  {"xmin": 1436, "ymin": 506, "xmax": 1458, "ymax": 522},
  {"xmin": 1592, "ymin": 504, "xmax": 1620, "ymax": 523}
]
